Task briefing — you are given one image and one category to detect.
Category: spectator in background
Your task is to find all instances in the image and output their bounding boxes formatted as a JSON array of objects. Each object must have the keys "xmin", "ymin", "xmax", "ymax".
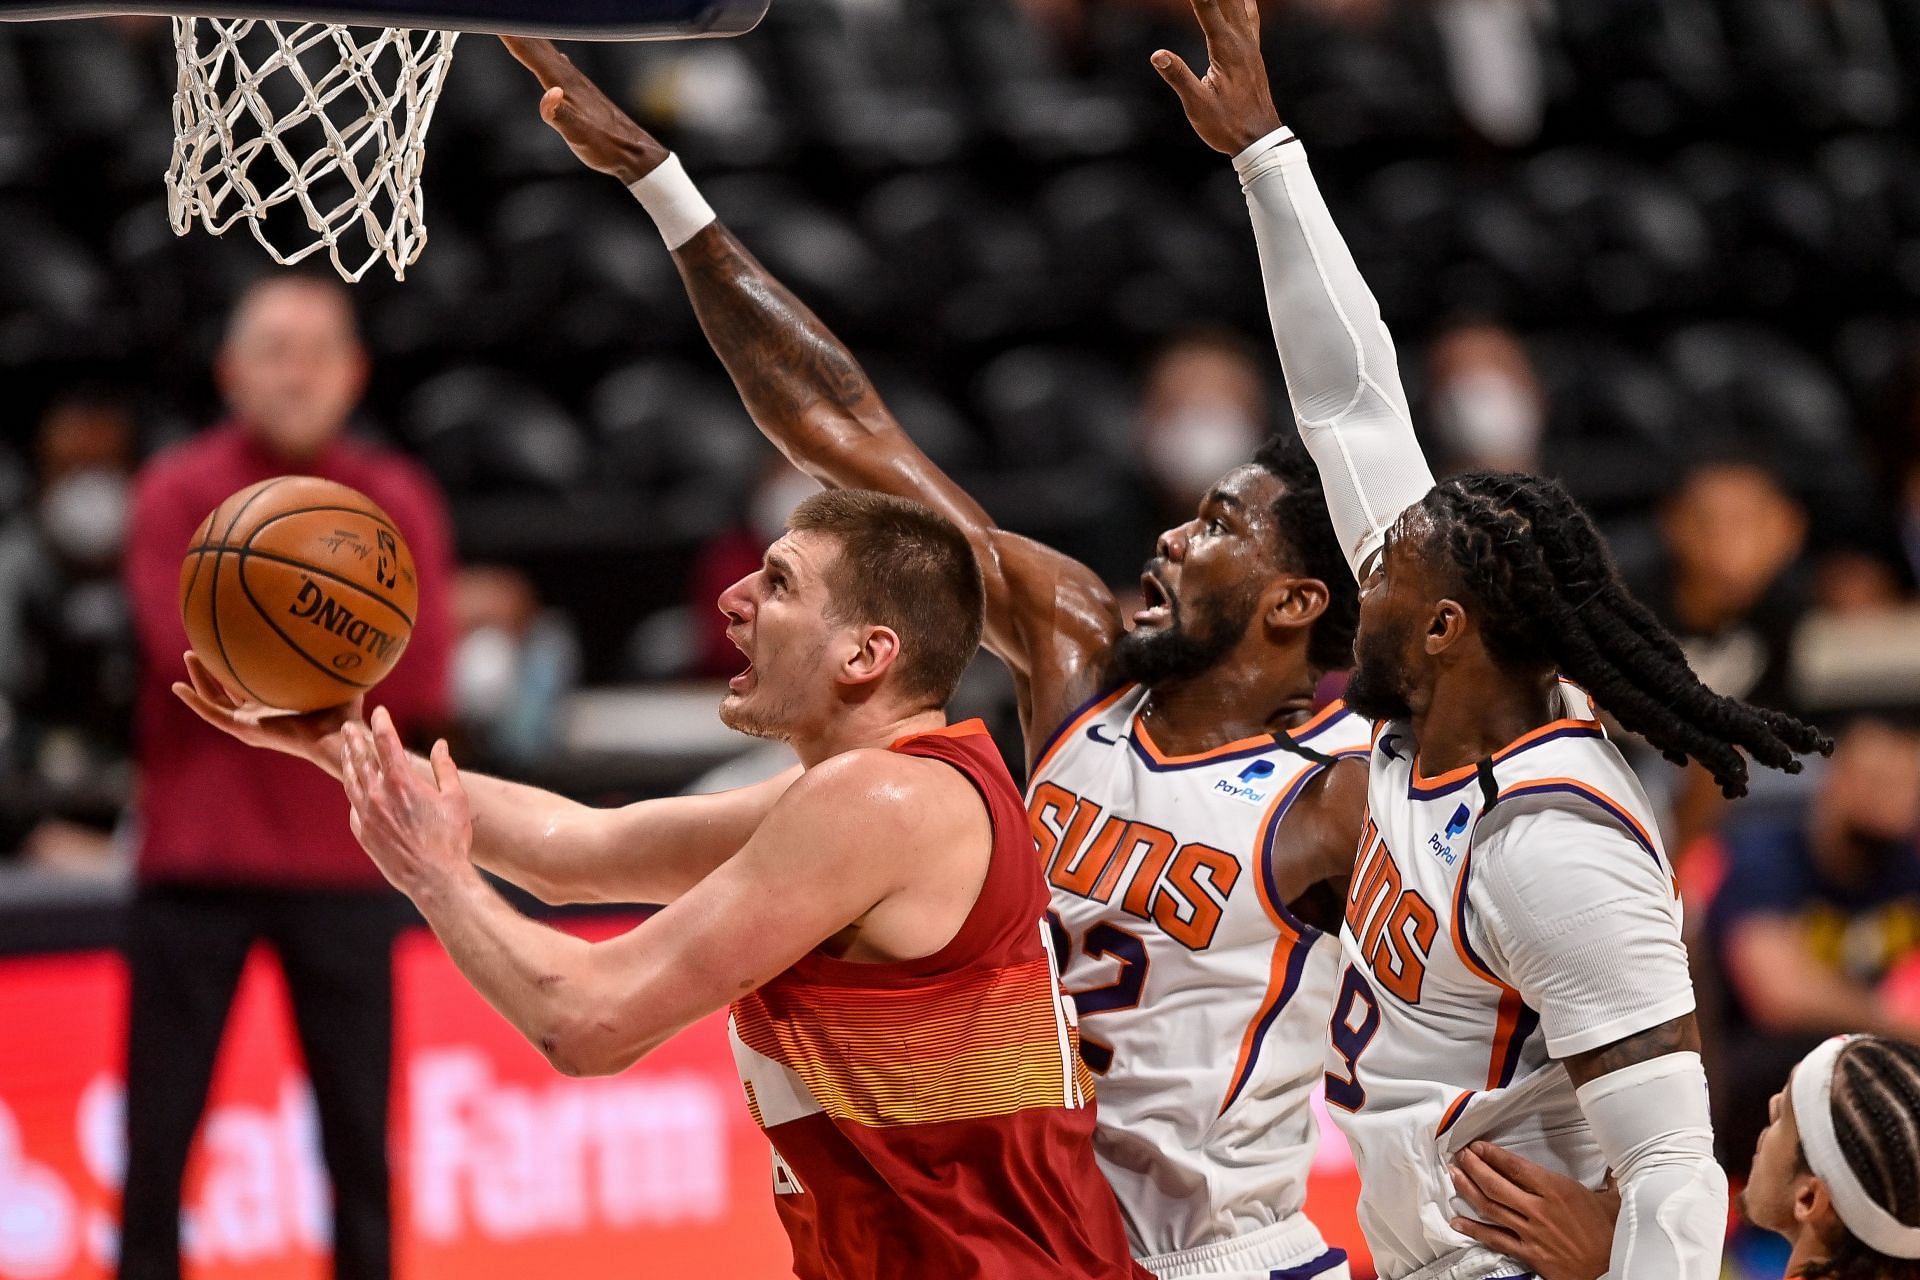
[
  {"xmin": 1084, "ymin": 327, "xmax": 1271, "ymax": 588},
  {"xmin": 1135, "ymin": 327, "xmax": 1268, "ymax": 519},
  {"xmin": 1648, "ymin": 459, "xmax": 1813, "ymax": 712},
  {"xmin": 452, "ymin": 564, "xmax": 580, "ymax": 773},
  {"xmin": 1425, "ymin": 322, "xmax": 1547, "ymax": 475},
  {"xmin": 1630, "ymin": 458, "xmax": 1811, "ymax": 845},
  {"xmin": 1428, "ymin": 0, "xmax": 1549, "ymax": 147},
  {"xmin": 1704, "ymin": 716, "xmax": 1920, "ymax": 1175},
  {"xmin": 120, "ymin": 275, "xmax": 456, "ymax": 1280},
  {"xmin": 0, "ymin": 393, "xmax": 139, "ymax": 874}
]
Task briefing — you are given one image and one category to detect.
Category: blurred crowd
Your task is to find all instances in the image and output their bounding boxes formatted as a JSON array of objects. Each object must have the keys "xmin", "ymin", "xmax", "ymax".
[{"xmin": 2, "ymin": 0, "xmax": 1920, "ymax": 1255}]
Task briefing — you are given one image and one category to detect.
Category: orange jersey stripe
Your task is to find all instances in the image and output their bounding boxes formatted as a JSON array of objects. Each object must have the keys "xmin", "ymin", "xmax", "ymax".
[
  {"xmin": 733, "ymin": 957, "xmax": 1077, "ymax": 1129},
  {"xmin": 1410, "ymin": 716, "xmax": 1601, "ymax": 790},
  {"xmin": 1131, "ymin": 722, "xmax": 1275, "ymax": 766},
  {"xmin": 1485, "ymin": 987, "xmax": 1528, "ymax": 1091},
  {"xmin": 1218, "ymin": 927, "xmax": 1302, "ymax": 1116}
]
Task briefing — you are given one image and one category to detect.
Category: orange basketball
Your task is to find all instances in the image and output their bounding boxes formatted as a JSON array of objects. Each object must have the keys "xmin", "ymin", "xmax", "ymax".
[{"xmin": 178, "ymin": 476, "xmax": 419, "ymax": 713}]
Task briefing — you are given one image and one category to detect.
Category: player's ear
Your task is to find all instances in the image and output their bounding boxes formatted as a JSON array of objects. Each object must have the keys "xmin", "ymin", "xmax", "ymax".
[
  {"xmin": 840, "ymin": 624, "xmax": 902, "ymax": 689},
  {"xmin": 1797, "ymin": 1174, "xmax": 1838, "ymax": 1233},
  {"xmin": 1264, "ymin": 576, "xmax": 1329, "ymax": 632},
  {"xmin": 1424, "ymin": 598, "xmax": 1469, "ymax": 656}
]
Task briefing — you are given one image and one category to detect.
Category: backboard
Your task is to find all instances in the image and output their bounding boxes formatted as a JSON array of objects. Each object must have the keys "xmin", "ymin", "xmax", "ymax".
[{"xmin": 0, "ymin": 0, "xmax": 768, "ymax": 38}]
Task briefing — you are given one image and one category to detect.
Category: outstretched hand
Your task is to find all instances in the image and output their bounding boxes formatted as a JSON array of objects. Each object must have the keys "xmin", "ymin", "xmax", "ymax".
[
  {"xmin": 171, "ymin": 651, "xmax": 361, "ymax": 779},
  {"xmin": 500, "ymin": 36, "xmax": 669, "ymax": 184},
  {"xmin": 1448, "ymin": 1140, "xmax": 1617, "ymax": 1280},
  {"xmin": 340, "ymin": 706, "xmax": 473, "ymax": 898},
  {"xmin": 1151, "ymin": 0, "xmax": 1284, "ymax": 156}
]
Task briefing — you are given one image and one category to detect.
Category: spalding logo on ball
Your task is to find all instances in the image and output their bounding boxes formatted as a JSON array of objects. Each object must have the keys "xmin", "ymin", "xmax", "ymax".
[{"xmin": 179, "ymin": 476, "xmax": 418, "ymax": 713}]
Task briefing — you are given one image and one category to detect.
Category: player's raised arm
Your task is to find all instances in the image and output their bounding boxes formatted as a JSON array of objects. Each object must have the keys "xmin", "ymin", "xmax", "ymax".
[
  {"xmin": 1155, "ymin": 0, "xmax": 1434, "ymax": 579},
  {"xmin": 500, "ymin": 37, "xmax": 1124, "ymax": 755},
  {"xmin": 172, "ymin": 657, "xmax": 794, "ymax": 904}
]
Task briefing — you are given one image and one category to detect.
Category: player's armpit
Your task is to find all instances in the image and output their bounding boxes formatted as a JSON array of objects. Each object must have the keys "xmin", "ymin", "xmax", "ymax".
[{"xmin": 1266, "ymin": 756, "xmax": 1368, "ymax": 910}]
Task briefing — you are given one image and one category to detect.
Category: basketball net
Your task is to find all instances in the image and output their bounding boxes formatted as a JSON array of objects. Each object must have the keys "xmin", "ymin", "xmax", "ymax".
[{"xmin": 167, "ymin": 18, "xmax": 458, "ymax": 282}]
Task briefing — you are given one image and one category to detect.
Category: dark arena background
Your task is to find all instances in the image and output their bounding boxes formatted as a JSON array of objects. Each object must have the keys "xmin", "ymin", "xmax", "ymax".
[{"xmin": 1, "ymin": 0, "xmax": 1919, "ymax": 1277}]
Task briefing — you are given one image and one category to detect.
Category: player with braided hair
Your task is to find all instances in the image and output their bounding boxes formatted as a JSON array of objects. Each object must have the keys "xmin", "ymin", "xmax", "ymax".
[
  {"xmin": 1155, "ymin": 1, "xmax": 1829, "ymax": 1277},
  {"xmin": 1415, "ymin": 472, "xmax": 1828, "ymax": 799},
  {"xmin": 1447, "ymin": 1035, "xmax": 1920, "ymax": 1280}
]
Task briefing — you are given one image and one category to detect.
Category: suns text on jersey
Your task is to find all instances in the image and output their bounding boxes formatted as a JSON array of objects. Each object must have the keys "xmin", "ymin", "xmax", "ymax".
[
  {"xmin": 1345, "ymin": 818, "xmax": 1440, "ymax": 1004},
  {"xmin": 1027, "ymin": 782, "xmax": 1240, "ymax": 950}
]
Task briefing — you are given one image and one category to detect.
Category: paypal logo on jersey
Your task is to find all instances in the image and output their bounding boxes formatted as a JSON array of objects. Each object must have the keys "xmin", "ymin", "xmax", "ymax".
[
  {"xmin": 1426, "ymin": 803, "xmax": 1471, "ymax": 865},
  {"xmin": 1213, "ymin": 758, "xmax": 1276, "ymax": 807}
]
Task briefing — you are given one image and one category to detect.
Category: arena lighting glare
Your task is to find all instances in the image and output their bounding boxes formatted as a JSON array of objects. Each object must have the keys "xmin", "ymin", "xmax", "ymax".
[{"xmin": 0, "ymin": 0, "xmax": 769, "ymax": 280}]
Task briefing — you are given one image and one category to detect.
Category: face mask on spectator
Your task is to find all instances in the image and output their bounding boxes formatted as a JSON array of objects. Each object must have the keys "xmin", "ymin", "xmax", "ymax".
[
  {"xmin": 454, "ymin": 625, "xmax": 520, "ymax": 724},
  {"xmin": 750, "ymin": 470, "xmax": 822, "ymax": 544},
  {"xmin": 1433, "ymin": 370, "xmax": 1543, "ymax": 470},
  {"xmin": 38, "ymin": 468, "xmax": 129, "ymax": 567},
  {"xmin": 1144, "ymin": 407, "xmax": 1258, "ymax": 503}
]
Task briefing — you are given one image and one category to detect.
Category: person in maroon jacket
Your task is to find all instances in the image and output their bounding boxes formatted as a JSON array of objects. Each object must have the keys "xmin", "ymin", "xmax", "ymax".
[{"xmin": 119, "ymin": 275, "xmax": 455, "ymax": 1280}]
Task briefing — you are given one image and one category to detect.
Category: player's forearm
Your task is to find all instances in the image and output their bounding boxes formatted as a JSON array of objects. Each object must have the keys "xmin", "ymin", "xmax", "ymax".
[
  {"xmin": 668, "ymin": 225, "xmax": 998, "ymax": 527},
  {"xmin": 458, "ymin": 770, "xmax": 618, "ymax": 902},
  {"xmin": 406, "ymin": 867, "xmax": 661, "ymax": 1076},
  {"xmin": 475, "ymin": 762, "xmax": 805, "ymax": 907},
  {"xmin": 1569, "ymin": 1026, "xmax": 1726, "ymax": 1280},
  {"xmin": 666, "ymin": 220, "xmax": 1106, "ymax": 674},
  {"xmin": 1239, "ymin": 130, "xmax": 1434, "ymax": 576},
  {"xmin": 671, "ymin": 224, "xmax": 879, "ymax": 467}
]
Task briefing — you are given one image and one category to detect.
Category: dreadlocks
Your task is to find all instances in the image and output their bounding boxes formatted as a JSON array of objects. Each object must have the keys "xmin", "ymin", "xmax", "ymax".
[
  {"xmin": 1252, "ymin": 432, "xmax": 1357, "ymax": 674},
  {"xmin": 1799, "ymin": 1037, "xmax": 1920, "ymax": 1280},
  {"xmin": 1420, "ymin": 470, "xmax": 1831, "ymax": 798}
]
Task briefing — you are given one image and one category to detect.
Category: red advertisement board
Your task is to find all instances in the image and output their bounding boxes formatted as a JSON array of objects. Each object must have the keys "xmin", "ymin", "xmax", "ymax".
[{"xmin": 0, "ymin": 925, "xmax": 1370, "ymax": 1279}]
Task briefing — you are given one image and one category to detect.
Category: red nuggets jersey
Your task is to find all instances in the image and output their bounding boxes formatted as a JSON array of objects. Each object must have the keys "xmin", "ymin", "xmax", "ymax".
[{"xmin": 728, "ymin": 720, "xmax": 1148, "ymax": 1280}]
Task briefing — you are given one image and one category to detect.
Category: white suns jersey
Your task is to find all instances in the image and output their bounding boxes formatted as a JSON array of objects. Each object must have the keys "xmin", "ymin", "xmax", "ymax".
[
  {"xmin": 1028, "ymin": 684, "xmax": 1371, "ymax": 1273},
  {"xmin": 1328, "ymin": 683, "xmax": 1696, "ymax": 1280}
]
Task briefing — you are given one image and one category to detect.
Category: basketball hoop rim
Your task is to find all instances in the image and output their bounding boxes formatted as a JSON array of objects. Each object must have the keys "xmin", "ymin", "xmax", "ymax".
[{"xmin": 0, "ymin": 0, "xmax": 767, "ymax": 38}]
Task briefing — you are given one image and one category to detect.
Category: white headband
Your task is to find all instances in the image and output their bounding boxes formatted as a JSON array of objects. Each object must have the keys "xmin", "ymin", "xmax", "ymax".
[{"xmin": 1791, "ymin": 1035, "xmax": 1920, "ymax": 1259}]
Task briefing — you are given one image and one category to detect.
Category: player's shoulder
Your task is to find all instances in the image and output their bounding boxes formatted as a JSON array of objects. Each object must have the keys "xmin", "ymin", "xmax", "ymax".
[
  {"xmin": 781, "ymin": 746, "xmax": 976, "ymax": 829},
  {"xmin": 1472, "ymin": 781, "xmax": 1671, "ymax": 911}
]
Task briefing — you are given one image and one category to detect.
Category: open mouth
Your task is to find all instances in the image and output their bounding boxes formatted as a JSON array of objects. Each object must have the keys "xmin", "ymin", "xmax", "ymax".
[
  {"xmin": 1134, "ymin": 572, "xmax": 1173, "ymax": 628},
  {"xmin": 727, "ymin": 632, "xmax": 755, "ymax": 692}
]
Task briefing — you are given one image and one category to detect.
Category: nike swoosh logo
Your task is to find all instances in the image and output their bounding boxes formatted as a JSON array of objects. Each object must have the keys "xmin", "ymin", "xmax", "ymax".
[
  {"xmin": 1086, "ymin": 723, "xmax": 1127, "ymax": 746},
  {"xmin": 1379, "ymin": 734, "xmax": 1402, "ymax": 760}
]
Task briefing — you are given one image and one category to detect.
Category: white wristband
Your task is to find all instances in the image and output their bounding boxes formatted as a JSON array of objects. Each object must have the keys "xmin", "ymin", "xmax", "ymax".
[{"xmin": 628, "ymin": 153, "xmax": 716, "ymax": 251}]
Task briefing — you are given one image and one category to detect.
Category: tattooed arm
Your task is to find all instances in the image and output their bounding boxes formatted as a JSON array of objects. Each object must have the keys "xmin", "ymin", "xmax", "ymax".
[{"xmin": 502, "ymin": 36, "xmax": 1123, "ymax": 759}]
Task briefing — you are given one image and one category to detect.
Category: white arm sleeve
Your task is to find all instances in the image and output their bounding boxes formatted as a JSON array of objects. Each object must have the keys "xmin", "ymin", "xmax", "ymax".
[
  {"xmin": 1576, "ymin": 1053, "xmax": 1729, "ymax": 1280},
  {"xmin": 1469, "ymin": 802, "xmax": 1695, "ymax": 1058},
  {"xmin": 1236, "ymin": 128, "xmax": 1435, "ymax": 578}
]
